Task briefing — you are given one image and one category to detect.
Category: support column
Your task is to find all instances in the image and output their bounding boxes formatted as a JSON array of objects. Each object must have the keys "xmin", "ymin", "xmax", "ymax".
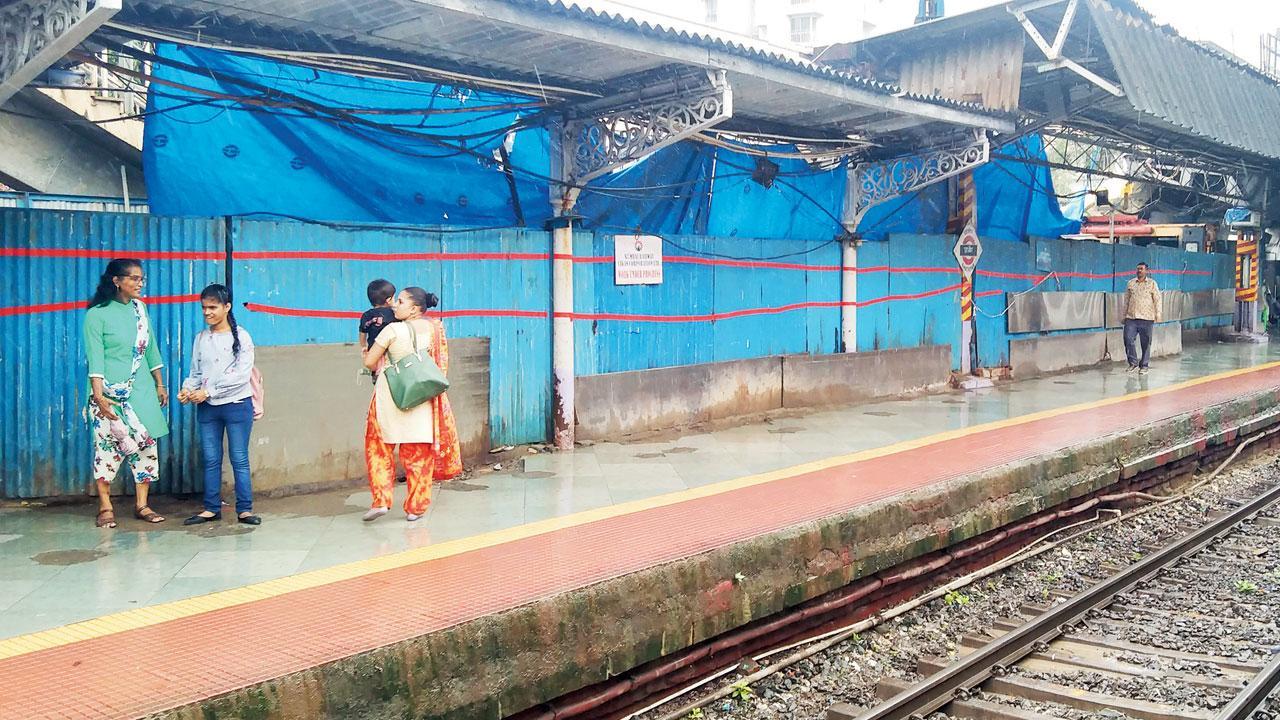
[
  {"xmin": 840, "ymin": 237, "xmax": 858, "ymax": 353},
  {"xmin": 950, "ymin": 171, "xmax": 978, "ymax": 374},
  {"xmin": 549, "ymin": 118, "xmax": 581, "ymax": 449}
]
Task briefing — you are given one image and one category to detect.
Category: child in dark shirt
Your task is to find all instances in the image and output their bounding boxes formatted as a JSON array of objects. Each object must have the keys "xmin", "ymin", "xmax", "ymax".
[{"xmin": 359, "ymin": 280, "xmax": 397, "ymax": 374}]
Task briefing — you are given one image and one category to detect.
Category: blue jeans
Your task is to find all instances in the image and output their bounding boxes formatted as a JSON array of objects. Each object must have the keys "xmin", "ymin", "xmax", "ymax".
[
  {"xmin": 198, "ymin": 398, "xmax": 254, "ymax": 514},
  {"xmin": 1123, "ymin": 318, "xmax": 1154, "ymax": 369}
]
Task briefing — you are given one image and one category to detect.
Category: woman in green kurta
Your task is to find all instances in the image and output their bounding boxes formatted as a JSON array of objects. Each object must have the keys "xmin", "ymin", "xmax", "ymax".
[{"xmin": 84, "ymin": 259, "xmax": 170, "ymax": 527}]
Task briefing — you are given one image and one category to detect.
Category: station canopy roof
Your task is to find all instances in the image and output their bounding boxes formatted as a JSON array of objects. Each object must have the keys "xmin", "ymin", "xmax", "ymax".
[
  {"xmin": 108, "ymin": 0, "xmax": 1015, "ymax": 145},
  {"xmin": 838, "ymin": 0, "xmax": 1280, "ymax": 171}
]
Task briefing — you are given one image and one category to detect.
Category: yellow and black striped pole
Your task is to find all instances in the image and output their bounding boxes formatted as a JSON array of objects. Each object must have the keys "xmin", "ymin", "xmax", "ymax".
[
  {"xmin": 1236, "ymin": 230, "xmax": 1260, "ymax": 332},
  {"xmin": 951, "ymin": 171, "xmax": 978, "ymax": 373}
]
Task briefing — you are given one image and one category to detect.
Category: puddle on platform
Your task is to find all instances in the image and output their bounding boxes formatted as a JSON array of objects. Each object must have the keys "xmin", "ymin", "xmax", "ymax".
[
  {"xmin": 438, "ymin": 481, "xmax": 490, "ymax": 491},
  {"xmin": 512, "ymin": 471, "xmax": 556, "ymax": 480},
  {"xmin": 665, "ymin": 446, "xmax": 697, "ymax": 454},
  {"xmin": 941, "ymin": 399, "xmax": 965, "ymax": 404},
  {"xmin": 1053, "ymin": 380, "xmax": 1076, "ymax": 385},
  {"xmin": 190, "ymin": 524, "xmax": 254, "ymax": 538},
  {"xmin": 767, "ymin": 427, "xmax": 802, "ymax": 434},
  {"xmin": 864, "ymin": 411, "xmax": 896, "ymax": 417},
  {"xmin": 32, "ymin": 549, "xmax": 108, "ymax": 566},
  {"xmin": 636, "ymin": 452, "xmax": 666, "ymax": 459}
]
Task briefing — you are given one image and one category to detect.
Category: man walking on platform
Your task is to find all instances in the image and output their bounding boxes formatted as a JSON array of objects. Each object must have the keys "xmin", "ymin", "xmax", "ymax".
[{"xmin": 1123, "ymin": 262, "xmax": 1161, "ymax": 375}]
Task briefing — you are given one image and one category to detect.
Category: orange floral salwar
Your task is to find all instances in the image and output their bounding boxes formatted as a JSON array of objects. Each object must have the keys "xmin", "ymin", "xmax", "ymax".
[{"xmin": 364, "ymin": 318, "xmax": 463, "ymax": 515}]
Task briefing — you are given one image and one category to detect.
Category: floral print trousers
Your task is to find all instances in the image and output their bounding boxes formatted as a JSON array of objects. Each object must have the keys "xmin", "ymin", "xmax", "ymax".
[
  {"xmin": 90, "ymin": 402, "xmax": 159, "ymax": 485},
  {"xmin": 365, "ymin": 398, "xmax": 435, "ymax": 516}
]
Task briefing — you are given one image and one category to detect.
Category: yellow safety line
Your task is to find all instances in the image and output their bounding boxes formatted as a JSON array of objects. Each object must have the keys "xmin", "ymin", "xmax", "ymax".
[{"xmin": 2, "ymin": 360, "xmax": 1278, "ymax": 661}]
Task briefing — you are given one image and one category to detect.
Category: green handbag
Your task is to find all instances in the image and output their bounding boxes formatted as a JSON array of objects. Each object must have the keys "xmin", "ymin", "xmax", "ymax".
[{"xmin": 383, "ymin": 322, "xmax": 449, "ymax": 410}]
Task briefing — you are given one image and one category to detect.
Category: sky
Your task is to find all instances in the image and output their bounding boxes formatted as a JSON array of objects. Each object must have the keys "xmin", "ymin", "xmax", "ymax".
[{"xmin": 887, "ymin": 0, "xmax": 1280, "ymax": 68}]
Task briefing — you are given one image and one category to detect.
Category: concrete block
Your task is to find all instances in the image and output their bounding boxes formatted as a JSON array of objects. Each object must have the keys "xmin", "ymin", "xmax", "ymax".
[
  {"xmin": 575, "ymin": 357, "xmax": 782, "ymax": 441},
  {"xmin": 1104, "ymin": 323, "xmax": 1181, "ymax": 363},
  {"xmin": 781, "ymin": 346, "xmax": 949, "ymax": 408},
  {"xmin": 249, "ymin": 339, "xmax": 489, "ymax": 495},
  {"xmin": 1006, "ymin": 291, "xmax": 1104, "ymax": 333},
  {"xmin": 1009, "ymin": 332, "xmax": 1107, "ymax": 377}
]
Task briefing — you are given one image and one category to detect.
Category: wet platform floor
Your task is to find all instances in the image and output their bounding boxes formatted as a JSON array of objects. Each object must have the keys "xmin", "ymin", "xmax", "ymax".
[{"xmin": 2, "ymin": 341, "xmax": 1278, "ymax": 642}]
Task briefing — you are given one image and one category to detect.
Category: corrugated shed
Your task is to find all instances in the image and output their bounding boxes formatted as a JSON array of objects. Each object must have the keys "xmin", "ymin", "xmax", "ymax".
[
  {"xmin": 895, "ymin": 29, "xmax": 1025, "ymax": 111},
  {"xmin": 0, "ymin": 209, "xmax": 223, "ymax": 498},
  {"xmin": 1089, "ymin": 0, "xmax": 1280, "ymax": 162},
  {"xmin": 230, "ymin": 219, "xmax": 551, "ymax": 446},
  {"xmin": 0, "ymin": 192, "xmax": 150, "ymax": 214}
]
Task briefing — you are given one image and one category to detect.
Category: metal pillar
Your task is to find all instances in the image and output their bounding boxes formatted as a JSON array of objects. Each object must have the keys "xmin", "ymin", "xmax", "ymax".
[
  {"xmin": 549, "ymin": 123, "xmax": 581, "ymax": 451},
  {"xmin": 551, "ymin": 217, "xmax": 577, "ymax": 450},
  {"xmin": 840, "ymin": 238, "xmax": 858, "ymax": 352}
]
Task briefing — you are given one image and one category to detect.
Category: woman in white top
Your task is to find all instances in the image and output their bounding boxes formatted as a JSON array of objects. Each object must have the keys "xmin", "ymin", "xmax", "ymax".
[
  {"xmin": 178, "ymin": 284, "xmax": 260, "ymax": 526},
  {"xmin": 361, "ymin": 287, "xmax": 461, "ymax": 521}
]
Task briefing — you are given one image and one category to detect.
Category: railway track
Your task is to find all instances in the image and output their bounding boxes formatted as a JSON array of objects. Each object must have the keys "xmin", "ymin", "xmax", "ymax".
[{"xmin": 830, "ymin": 482, "xmax": 1280, "ymax": 720}]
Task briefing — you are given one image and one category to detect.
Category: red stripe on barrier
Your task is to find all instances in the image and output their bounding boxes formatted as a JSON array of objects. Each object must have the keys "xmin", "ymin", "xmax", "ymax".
[
  {"xmin": 0, "ymin": 248, "xmax": 222, "ymax": 260},
  {"xmin": 855, "ymin": 283, "xmax": 963, "ymax": 308},
  {"xmin": 234, "ymin": 251, "xmax": 550, "ymax": 262},
  {"xmin": 0, "ymin": 294, "xmax": 199, "ymax": 318},
  {"xmin": 555, "ymin": 301, "xmax": 847, "ymax": 323},
  {"xmin": 243, "ymin": 303, "xmax": 547, "ymax": 320},
  {"xmin": 245, "ymin": 285, "xmax": 966, "ymax": 326}
]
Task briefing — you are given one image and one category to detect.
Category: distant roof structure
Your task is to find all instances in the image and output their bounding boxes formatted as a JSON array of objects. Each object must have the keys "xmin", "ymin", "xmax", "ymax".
[
  {"xmin": 106, "ymin": 0, "xmax": 1014, "ymax": 143},
  {"xmin": 827, "ymin": 0, "xmax": 1280, "ymax": 169}
]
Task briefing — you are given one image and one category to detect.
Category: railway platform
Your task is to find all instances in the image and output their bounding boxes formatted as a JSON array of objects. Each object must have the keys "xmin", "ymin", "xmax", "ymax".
[{"xmin": 3, "ymin": 342, "xmax": 1280, "ymax": 720}]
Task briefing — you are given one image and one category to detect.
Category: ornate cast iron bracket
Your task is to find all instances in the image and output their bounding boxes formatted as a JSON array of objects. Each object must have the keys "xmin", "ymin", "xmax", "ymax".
[
  {"xmin": 0, "ymin": 0, "xmax": 121, "ymax": 107},
  {"xmin": 561, "ymin": 69, "xmax": 732, "ymax": 188},
  {"xmin": 846, "ymin": 130, "xmax": 990, "ymax": 228}
]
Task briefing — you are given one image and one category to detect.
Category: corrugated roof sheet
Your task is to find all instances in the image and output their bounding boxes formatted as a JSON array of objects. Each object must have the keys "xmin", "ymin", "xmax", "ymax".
[
  {"xmin": 1087, "ymin": 0, "xmax": 1280, "ymax": 162},
  {"xmin": 518, "ymin": 0, "xmax": 1005, "ymax": 117},
  {"xmin": 119, "ymin": 0, "xmax": 1013, "ymax": 128}
]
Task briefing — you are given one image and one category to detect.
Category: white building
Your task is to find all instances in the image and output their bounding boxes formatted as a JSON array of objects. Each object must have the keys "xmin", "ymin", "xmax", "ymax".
[{"xmin": 577, "ymin": 0, "xmax": 894, "ymax": 55}]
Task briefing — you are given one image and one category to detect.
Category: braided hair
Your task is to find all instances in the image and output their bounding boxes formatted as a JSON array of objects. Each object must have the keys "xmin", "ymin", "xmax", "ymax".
[
  {"xmin": 199, "ymin": 284, "xmax": 241, "ymax": 358},
  {"xmin": 88, "ymin": 259, "xmax": 143, "ymax": 308}
]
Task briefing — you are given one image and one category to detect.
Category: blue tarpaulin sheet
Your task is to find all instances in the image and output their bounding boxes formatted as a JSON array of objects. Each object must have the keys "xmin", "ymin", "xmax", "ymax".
[
  {"xmin": 974, "ymin": 135, "xmax": 1080, "ymax": 241},
  {"xmin": 143, "ymin": 46, "xmax": 848, "ymax": 240},
  {"xmin": 145, "ymin": 45, "xmax": 1070, "ymax": 244},
  {"xmin": 144, "ymin": 44, "xmax": 552, "ymax": 226}
]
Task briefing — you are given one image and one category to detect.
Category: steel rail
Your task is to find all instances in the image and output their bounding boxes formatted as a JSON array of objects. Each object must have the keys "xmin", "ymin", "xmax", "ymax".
[
  {"xmin": 849, "ymin": 478, "xmax": 1280, "ymax": 720},
  {"xmin": 1215, "ymin": 649, "xmax": 1280, "ymax": 720}
]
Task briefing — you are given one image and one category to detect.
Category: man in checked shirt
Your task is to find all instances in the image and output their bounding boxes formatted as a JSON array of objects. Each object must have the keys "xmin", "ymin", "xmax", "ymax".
[{"xmin": 1123, "ymin": 262, "xmax": 1161, "ymax": 375}]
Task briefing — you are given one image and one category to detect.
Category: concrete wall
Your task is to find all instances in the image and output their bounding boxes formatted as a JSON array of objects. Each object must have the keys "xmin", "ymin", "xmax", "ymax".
[
  {"xmin": 1009, "ymin": 324, "xmax": 1184, "ymax": 378},
  {"xmin": 782, "ymin": 345, "xmax": 950, "ymax": 408},
  {"xmin": 246, "ymin": 339, "xmax": 490, "ymax": 496},
  {"xmin": 575, "ymin": 345, "xmax": 950, "ymax": 440}
]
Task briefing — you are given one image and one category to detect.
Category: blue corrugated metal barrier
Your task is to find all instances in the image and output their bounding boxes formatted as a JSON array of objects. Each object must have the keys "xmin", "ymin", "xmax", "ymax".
[
  {"xmin": 0, "ymin": 208, "xmax": 1243, "ymax": 499},
  {"xmin": 0, "ymin": 209, "xmax": 224, "ymax": 498}
]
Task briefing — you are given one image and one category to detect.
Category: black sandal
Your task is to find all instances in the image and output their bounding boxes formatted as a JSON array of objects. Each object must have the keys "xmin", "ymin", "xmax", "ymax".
[
  {"xmin": 182, "ymin": 512, "xmax": 221, "ymax": 526},
  {"xmin": 237, "ymin": 513, "xmax": 262, "ymax": 526}
]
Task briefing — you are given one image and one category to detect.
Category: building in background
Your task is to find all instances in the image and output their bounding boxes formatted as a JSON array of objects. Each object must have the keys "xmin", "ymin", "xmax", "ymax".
[{"xmin": 582, "ymin": 0, "xmax": 892, "ymax": 54}]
